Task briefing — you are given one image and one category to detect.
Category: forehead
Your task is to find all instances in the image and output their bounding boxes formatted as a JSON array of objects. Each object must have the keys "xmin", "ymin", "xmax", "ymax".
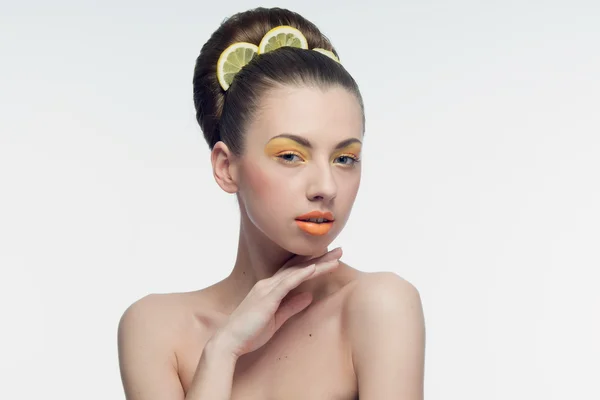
[{"xmin": 246, "ymin": 85, "xmax": 364, "ymax": 148}]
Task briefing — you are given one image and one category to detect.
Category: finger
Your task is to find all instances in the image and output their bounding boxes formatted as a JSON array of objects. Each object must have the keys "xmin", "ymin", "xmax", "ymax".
[
  {"xmin": 311, "ymin": 247, "xmax": 343, "ymax": 264},
  {"xmin": 314, "ymin": 258, "xmax": 341, "ymax": 275},
  {"xmin": 269, "ymin": 260, "xmax": 338, "ymax": 302},
  {"xmin": 268, "ymin": 262, "xmax": 317, "ymax": 291},
  {"xmin": 273, "ymin": 292, "xmax": 313, "ymax": 331},
  {"xmin": 277, "ymin": 247, "xmax": 342, "ymax": 274},
  {"xmin": 300, "ymin": 247, "xmax": 343, "ymax": 265},
  {"xmin": 273, "ymin": 247, "xmax": 342, "ymax": 279},
  {"xmin": 269, "ymin": 250, "xmax": 341, "ymax": 289}
]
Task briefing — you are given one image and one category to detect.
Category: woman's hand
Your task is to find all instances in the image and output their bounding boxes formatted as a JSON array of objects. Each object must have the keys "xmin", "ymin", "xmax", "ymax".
[{"xmin": 212, "ymin": 247, "xmax": 343, "ymax": 359}]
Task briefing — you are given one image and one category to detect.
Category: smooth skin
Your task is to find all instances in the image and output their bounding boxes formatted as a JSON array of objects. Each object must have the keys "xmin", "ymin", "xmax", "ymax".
[
  {"xmin": 213, "ymin": 251, "xmax": 342, "ymax": 358},
  {"xmin": 117, "ymin": 85, "xmax": 426, "ymax": 399}
]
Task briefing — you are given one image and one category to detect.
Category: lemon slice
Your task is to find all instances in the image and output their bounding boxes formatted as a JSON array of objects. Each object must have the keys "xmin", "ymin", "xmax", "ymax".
[
  {"xmin": 216, "ymin": 42, "xmax": 259, "ymax": 90},
  {"xmin": 313, "ymin": 48, "xmax": 340, "ymax": 63},
  {"xmin": 258, "ymin": 25, "xmax": 308, "ymax": 54}
]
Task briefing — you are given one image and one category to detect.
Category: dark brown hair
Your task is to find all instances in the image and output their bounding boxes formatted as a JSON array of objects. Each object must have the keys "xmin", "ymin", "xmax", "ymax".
[{"xmin": 193, "ymin": 7, "xmax": 365, "ymax": 155}]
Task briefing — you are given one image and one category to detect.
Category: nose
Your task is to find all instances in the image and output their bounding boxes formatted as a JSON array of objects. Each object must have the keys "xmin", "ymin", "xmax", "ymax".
[{"xmin": 306, "ymin": 162, "xmax": 337, "ymax": 203}]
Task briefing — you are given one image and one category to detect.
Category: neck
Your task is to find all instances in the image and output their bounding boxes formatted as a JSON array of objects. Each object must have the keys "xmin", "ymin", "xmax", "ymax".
[{"xmin": 221, "ymin": 209, "xmax": 329, "ymax": 313}]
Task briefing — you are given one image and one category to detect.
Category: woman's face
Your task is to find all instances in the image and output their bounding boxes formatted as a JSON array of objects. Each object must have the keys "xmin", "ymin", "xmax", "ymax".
[{"xmin": 234, "ymin": 84, "xmax": 364, "ymax": 256}]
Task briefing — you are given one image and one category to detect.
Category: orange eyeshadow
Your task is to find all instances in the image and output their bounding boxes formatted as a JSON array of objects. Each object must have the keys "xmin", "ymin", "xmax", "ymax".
[
  {"xmin": 332, "ymin": 142, "xmax": 362, "ymax": 159},
  {"xmin": 264, "ymin": 138, "xmax": 310, "ymax": 159}
]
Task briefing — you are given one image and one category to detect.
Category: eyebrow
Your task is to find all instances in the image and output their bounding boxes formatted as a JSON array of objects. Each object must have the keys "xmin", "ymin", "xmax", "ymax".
[{"xmin": 270, "ymin": 134, "xmax": 362, "ymax": 150}]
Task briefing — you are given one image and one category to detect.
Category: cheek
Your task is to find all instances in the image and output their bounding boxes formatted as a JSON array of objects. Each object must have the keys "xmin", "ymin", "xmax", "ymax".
[
  {"xmin": 339, "ymin": 170, "xmax": 361, "ymax": 193},
  {"xmin": 243, "ymin": 162, "xmax": 273, "ymax": 198},
  {"xmin": 240, "ymin": 163, "xmax": 300, "ymax": 236},
  {"xmin": 241, "ymin": 162, "xmax": 290, "ymax": 211},
  {"xmin": 338, "ymin": 173, "xmax": 361, "ymax": 209}
]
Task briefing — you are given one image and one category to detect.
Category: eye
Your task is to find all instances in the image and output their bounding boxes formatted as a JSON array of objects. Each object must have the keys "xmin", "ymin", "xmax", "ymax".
[
  {"xmin": 335, "ymin": 154, "xmax": 361, "ymax": 166},
  {"xmin": 277, "ymin": 152, "xmax": 304, "ymax": 164}
]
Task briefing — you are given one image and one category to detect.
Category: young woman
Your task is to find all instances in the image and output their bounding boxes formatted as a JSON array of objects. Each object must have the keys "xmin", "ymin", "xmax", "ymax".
[{"xmin": 118, "ymin": 7, "xmax": 425, "ymax": 400}]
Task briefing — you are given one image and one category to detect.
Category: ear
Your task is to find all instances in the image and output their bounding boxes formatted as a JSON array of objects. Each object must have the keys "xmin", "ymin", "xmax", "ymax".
[{"xmin": 211, "ymin": 141, "xmax": 239, "ymax": 194}]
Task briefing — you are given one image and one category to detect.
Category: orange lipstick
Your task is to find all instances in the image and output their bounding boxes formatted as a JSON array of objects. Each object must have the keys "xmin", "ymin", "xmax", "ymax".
[{"xmin": 295, "ymin": 211, "xmax": 335, "ymax": 236}]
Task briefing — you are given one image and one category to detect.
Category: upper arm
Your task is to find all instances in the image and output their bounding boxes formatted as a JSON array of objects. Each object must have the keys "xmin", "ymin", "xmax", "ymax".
[
  {"xmin": 345, "ymin": 272, "xmax": 426, "ymax": 400},
  {"xmin": 118, "ymin": 294, "xmax": 185, "ymax": 400}
]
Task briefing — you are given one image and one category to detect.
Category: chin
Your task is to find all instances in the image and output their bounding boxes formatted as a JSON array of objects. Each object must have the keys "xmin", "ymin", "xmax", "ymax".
[
  {"xmin": 276, "ymin": 230, "xmax": 340, "ymax": 257},
  {"xmin": 282, "ymin": 243, "xmax": 330, "ymax": 257},
  {"xmin": 252, "ymin": 215, "xmax": 344, "ymax": 257}
]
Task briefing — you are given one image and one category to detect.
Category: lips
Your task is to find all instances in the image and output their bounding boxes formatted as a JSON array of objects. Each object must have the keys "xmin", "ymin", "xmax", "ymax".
[{"xmin": 295, "ymin": 211, "xmax": 334, "ymax": 236}]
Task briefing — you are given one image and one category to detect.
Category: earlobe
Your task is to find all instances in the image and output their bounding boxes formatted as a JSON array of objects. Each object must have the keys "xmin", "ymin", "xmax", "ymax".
[{"xmin": 211, "ymin": 141, "xmax": 239, "ymax": 194}]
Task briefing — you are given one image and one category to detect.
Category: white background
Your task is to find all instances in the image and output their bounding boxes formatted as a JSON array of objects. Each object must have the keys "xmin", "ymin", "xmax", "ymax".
[{"xmin": 1, "ymin": 0, "xmax": 599, "ymax": 398}]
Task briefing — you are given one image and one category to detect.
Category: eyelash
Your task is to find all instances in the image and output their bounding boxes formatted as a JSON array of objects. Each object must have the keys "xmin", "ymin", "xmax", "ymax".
[
  {"xmin": 336, "ymin": 154, "xmax": 361, "ymax": 166},
  {"xmin": 276, "ymin": 152, "xmax": 361, "ymax": 166},
  {"xmin": 277, "ymin": 152, "xmax": 304, "ymax": 164}
]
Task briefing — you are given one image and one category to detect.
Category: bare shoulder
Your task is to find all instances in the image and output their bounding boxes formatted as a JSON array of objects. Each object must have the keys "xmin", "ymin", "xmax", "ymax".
[
  {"xmin": 341, "ymin": 270, "xmax": 425, "ymax": 354},
  {"xmin": 117, "ymin": 293, "xmax": 194, "ymax": 373},
  {"xmin": 118, "ymin": 290, "xmax": 219, "ymax": 347},
  {"xmin": 119, "ymin": 292, "xmax": 189, "ymax": 337},
  {"xmin": 341, "ymin": 271, "xmax": 426, "ymax": 398},
  {"xmin": 343, "ymin": 271, "xmax": 422, "ymax": 312},
  {"xmin": 121, "ymin": 292, "xmax": 181, "ymax": 326},
  {"xmin": 117, "ymin": 291, "xmax": 218, "ymax": 400}
]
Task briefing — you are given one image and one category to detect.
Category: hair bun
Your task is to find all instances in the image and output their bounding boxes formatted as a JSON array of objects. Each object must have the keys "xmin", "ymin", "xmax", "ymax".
[{"xmin": 193, "ymin": 7, "xmax": 338, "ymax": 150}]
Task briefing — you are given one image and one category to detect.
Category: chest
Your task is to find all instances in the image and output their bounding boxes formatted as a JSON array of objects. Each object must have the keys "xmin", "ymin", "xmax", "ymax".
[{"xmin": 178, "ymin": 302, "xmax": 358, "ymax": 400}]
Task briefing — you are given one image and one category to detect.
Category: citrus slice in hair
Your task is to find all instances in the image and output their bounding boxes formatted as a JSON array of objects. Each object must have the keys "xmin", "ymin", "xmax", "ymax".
[
  {"xmin": 313, "ymin": 48, "xmax": 340, "ymax": 63},
  {"xmin": 258, "ymin": 25, "xmax": 309, "ymax": 54},
  {"xmin": 216, "ymin": 42, "xmax": 259, "ymax": 91}
]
